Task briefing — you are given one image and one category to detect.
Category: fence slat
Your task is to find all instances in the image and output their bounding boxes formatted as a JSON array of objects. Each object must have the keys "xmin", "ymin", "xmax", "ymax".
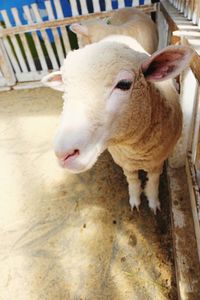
[
  {"xmin": 80, "ymin": 0, "xmax": 89, "ymax": 15},
  {"xmin": 174, "ymin": 0, "xmax": 178, "ymax": 8},
  {"xmin": 105, "ymin": 1, "xmax": 112, "ymax": 11},
  {"xmin": 2, "ymin": 39, "xmax": 21, "ymax": 74},
  {"xmin": 181, "ymin": 0, "xmax": 186, "ymax": 12},
  {"xmin": 180, "ymin": 0, "xmax": 185, "ymax": 13},
  {"xmin": 177, "ymin": 0, "xmax": 182, "ymax": 10},
  {"xmin": 52, "ymin": 0, "xmax": 71, "ymax": 55},
  {"xmin": 23, "ymin": 5, "xmax": 48, "ymax": 71},
  {"xmin": 183, "ymin": 0, "xmax": 189, "ymax": 18},
  {"xmin": 193, "ymin": 0, "xmax": 200, "ymax": 25},
  {"xmin": 69, "ymin": 0, "xmax": 79, "ymax": 16},
  {"xmin": 0, "ymin": 26, "xmax": 21, "ymax": 74},
  {"xmin": 118, "ymin": 0, "xmax": 125, "ymax": 9},
  {"xmin": 141, "ymin": 0, "xmax": 151, "ymax": 5},
  {"xmin": 1, "ymin": 10, "xmax": 28, "ymax": 72},
  {"xmin": 93, "ymin": 0, "xmax": 101, "ymax": 12},
  {"xmin": 134, "ymin": 0, "xmax": 141, "ymax": 6},
  {"xmin": 0, "ymin": 74, "xmax": 6, "ymax": 87},
  {"xmin": 191, "ymin": 89, "xmax": 200, "ymax": 163},
  {"xmin": 31, "ymin": 3, "xmax": 59, "ymax": 70},
  {"xmin": 11, "ymin": 7, "xmax": 36, "ymax": 72},
  {"xmin": 45, "ymin": 1, "xmax": 65, "ymax": 65},
  {"xmin": 0, "ymin": 38, "xmax": 16, "ymax": 85},
  {"xmin": 187, "ymin": 0, "xmax": 194, "ymax": 20},
  {"xmin": 157, "ymin": 10, "xmax": 169, "ymax": 49}
]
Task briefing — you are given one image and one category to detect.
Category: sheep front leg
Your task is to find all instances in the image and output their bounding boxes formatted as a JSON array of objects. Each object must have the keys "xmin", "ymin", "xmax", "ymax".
[
  {"xmin": 125, "ymin": 171, "xmax": 142, "ymax": 211},
  {"xmin": 145, "ymin": 171, "xmax": 162, "ymax": 214}
]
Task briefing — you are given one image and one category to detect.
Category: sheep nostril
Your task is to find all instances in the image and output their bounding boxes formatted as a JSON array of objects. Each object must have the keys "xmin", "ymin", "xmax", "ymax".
[
  {"xmin": 55, "ymin": 149, "xmax": 80, "ymax": 161},
  {"xmin": 72, "ymin": 149, "xmax": 80, "ymax": 157}
]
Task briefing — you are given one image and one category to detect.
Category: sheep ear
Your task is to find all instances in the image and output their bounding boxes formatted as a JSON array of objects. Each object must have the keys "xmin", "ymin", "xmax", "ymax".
[
  {"xmin": 69, "ymin": 23, "xmax": 89, "ymax": 36},
  {"xmin": 141, "ymin": 45, "xmax": 194, "ymax": 82},
  {"xmin": 41, "ymin": 71, "xmax": 64, "ymax": 92}
]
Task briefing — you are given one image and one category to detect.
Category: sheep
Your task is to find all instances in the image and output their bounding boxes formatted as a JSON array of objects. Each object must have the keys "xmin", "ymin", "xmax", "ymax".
[
  {"xmin": 70, "ymin": 7, "xmax": 158, "ymax": 54},
  {"xmin": 42, "ymin": 40, "xmax": 193, "ymax": 213}
]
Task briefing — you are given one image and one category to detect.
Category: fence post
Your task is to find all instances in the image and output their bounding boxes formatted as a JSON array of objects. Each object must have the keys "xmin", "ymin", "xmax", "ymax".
[{"xmin": 0, "ymin": 38, "xmax": 16, "ymax": 86}]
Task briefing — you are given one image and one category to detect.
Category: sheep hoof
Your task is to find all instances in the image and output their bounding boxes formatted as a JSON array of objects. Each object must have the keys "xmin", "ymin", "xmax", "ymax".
[
  {"xmin": 129, "ymin": 196, "xmax": 141, "ymax": 212},
  {"xmin": 148, "ymin": 199, "xmax": 161, "ymax": 215}
]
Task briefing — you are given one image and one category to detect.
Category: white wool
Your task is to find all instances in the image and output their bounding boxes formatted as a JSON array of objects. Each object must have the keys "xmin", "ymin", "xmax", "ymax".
[
  {"xmin": 42, "ymin": 39, "xmax": 193, "ymax": 213},
  {"xmin": 101, "ymin": 35, "xmax": 148, "ymax": 54}
]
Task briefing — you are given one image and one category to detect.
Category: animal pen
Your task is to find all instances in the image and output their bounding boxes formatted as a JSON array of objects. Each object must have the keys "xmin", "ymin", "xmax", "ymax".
[{"xmin": 1, "ymin": 0, "xmax": 200, "ymax": 299}]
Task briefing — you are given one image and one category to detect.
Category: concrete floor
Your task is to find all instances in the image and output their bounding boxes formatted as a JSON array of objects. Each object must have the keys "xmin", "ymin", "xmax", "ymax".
[{"xmin": 0, "ymin": 88, "xmax": 177, "ymax": 300}]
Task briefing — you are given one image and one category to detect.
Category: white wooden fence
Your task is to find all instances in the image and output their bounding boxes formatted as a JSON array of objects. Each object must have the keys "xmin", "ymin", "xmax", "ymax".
[
  {"xmin": 159, "ymin": 1, "xmax": 200, "ymax": 298},
  {"xmin": 161, "ymin": 0, "xmax": 200, "ymax": 256},
  {"xmin": 168, "ymin": 0, "xmax": 200, "ymax": 24},
  {"xmin": 0, "ymin": 0, "xmax": 154, "ymax": 89}
]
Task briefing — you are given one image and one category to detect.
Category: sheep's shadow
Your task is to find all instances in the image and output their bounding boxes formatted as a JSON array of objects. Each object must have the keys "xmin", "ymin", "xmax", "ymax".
[
  {"xmin": 0, "ymin": 88, "xmax": 176, "ymax": 299},
  {"xmin": 6, "ymin": 151, "xmax": 176, "ymax": 299}
]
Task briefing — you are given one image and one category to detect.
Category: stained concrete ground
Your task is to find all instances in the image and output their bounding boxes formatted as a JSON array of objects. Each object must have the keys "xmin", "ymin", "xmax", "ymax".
[{"xmin": 0, "ymin": 88, "xmax": 177, "ymax": 300}]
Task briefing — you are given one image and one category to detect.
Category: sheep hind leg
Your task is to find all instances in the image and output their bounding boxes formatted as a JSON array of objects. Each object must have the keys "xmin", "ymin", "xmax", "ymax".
[
  {"xmin": 125, "ymin": 171, "xmax": 142, "ymax": 211},
  {"xmin": 145, "ymin": 171, "xmax": 162, "ymax": 214}
]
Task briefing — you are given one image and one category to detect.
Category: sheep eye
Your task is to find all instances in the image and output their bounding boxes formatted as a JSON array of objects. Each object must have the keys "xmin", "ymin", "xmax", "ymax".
[{"xmin": 115, "ymin": 80, "xmax": 132, "ymax": 91}]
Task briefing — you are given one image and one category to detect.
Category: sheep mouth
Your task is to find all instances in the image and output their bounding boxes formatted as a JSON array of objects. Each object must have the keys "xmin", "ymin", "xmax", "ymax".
[{"xmin": 57, "ymin": 145, "xmax": 104, "ymax": 173}]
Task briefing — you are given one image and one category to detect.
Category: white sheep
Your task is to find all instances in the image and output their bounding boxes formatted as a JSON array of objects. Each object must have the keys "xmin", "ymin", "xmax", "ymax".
[
  {"xmin": 42, "ymin": 40, "xmax": 193, "ymax": 213},
  {"xmin": 70, "ymin": 7, "xmax": 158, "ymax": 54}
]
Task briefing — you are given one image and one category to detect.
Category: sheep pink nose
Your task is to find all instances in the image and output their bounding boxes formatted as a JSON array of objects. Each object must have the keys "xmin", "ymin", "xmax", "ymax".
[{"xmin": 55, "ymin": 149, "xmax": 80, "ymax": 161}]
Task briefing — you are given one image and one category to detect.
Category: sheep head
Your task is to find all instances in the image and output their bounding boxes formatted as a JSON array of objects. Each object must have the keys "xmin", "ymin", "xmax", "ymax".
[
  {"xmin": 42, "ymin": 42, "xmax": 193, "ymax": 173},
  {"xmin": 70, "ymin": 20, "xmax": 107, "ymax": 47}
]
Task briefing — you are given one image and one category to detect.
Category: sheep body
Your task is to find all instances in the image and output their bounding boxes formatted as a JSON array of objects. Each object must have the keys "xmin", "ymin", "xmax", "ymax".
[
  {"xmin": 42, "ymin": 40, "xmax": 193, "ymax": 213},
  {"xmin": 108, "ymin": 79, "xmax": 182, "ymax": 172},
  {"xmin": 71, "ymin": 8, "xmax": 158, "ymax": 54}
]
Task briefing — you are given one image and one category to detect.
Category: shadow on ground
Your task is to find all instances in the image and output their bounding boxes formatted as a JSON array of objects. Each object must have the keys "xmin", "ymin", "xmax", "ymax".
[{"xmin": 0, "ymin": 88, "xmax": 177, "ymax": 300}]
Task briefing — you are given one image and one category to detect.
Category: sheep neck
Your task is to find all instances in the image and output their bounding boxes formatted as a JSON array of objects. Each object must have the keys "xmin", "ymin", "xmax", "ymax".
[{"xmin": 109, "ymin": 73, "xmax": 168, "ymax": 146}]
